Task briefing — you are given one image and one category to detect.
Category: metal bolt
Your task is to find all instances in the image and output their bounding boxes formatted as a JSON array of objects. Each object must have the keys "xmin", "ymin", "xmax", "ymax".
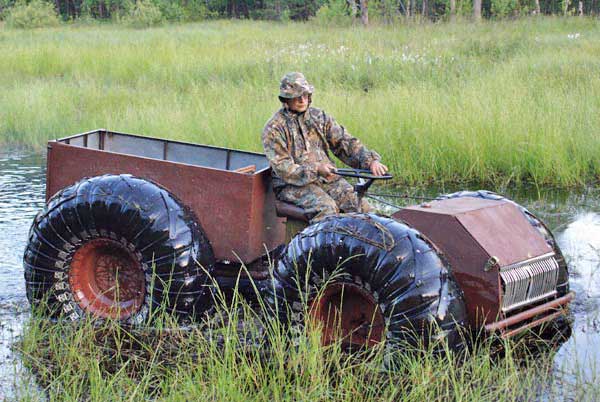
[{"xmin": 484, "ymin": 256, "xmax": 500, "ymax": 272}]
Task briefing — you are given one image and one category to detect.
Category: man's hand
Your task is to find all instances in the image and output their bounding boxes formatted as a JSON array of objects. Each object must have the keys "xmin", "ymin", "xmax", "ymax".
[
  {"xmin": 370, "ymin": 161, "xmax": 389, "ymax": 177},
  {"xmin": 316, "ymin": 162, "xmax": 337, "ymax": 181}
]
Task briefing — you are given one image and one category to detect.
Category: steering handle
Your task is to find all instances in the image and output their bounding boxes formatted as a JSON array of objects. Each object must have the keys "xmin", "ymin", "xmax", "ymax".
[
  {"xmin": 332, "ymin": 168, "xmax": 392, "ymax": 213},
  {"xmin": 334, "ymin": 168, "xmax": 393, "ymax": 180}
]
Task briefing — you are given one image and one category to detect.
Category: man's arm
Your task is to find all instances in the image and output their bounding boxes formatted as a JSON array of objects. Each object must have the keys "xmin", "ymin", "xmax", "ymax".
[
  {"xmin": 321, "ymin": 111, "xmax": 382, "ymax": 171},
  {"xmin": 262, "ymin": 124, "xmax": 320, "ymax": 187}
]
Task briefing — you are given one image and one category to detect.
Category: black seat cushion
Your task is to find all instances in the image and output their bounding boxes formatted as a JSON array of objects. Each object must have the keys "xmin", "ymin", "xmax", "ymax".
[{"xmin": 275, "ymin": 200, "xmax": 313, "ymax": 222}]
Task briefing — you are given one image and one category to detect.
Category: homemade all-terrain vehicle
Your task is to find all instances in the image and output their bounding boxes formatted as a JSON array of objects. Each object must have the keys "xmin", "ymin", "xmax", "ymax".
[{"xmin": 24, "ymin": 129, "xmax": 574, "ymax": 351}]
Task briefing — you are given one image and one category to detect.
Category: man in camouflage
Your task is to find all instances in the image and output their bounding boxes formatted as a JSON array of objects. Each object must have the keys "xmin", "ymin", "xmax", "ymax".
[{"xmin": 262, "ymin": 72, "xmax": 388, "ymax": 222}]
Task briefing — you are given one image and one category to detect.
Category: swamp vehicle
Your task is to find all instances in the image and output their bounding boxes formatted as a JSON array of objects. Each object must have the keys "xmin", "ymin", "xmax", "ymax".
[{"xmin": 24, "ymin": 129, "xmax": 575, "ymax": 351}]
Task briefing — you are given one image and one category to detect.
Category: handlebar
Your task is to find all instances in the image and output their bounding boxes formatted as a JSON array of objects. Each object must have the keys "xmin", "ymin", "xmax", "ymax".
[
  {"xmin": 332, "ymin": 168, "xmax": 392, "ymax": 213},
  {"xmin": 333, "ymin": 168, "xmax": 393, "ymax": 180}
]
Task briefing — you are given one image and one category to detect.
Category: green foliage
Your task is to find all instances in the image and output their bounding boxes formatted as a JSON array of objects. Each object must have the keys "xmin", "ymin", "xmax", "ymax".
[
  {"xmin": 455, "ymin": 0, "xmax": 474, "ymax": 15},
  {"xmin": 3, "ymin": 0, "xmax": 599, "ymax": 22},
  {"xmin": 143, "ymin": 0, "xmax": 215, "ymax": 22},
  {"xmin": 15, "ymin": 273, "xmax": 588, "ymax": 401},
  {"xmin": 0, "ymin": 0, "xmax": 14, "ymax": 17},
  {"xmin": 182, "ymin": 0, "xmax": 215, "ymax": 21},
  {"xmin": 3, "ymin": 0, "xmax": 59, "ymax": 28},
  {"xmin": 156, "ymin": 0, "xmax": 185, "ymax": 21},
  {"xmin": 371, "ymin": 0, "xmax": 404, "ymax": 23},
  {"xmin": 313, "ymin": 0, "xmax": 352, "ymax": 25},
  {"xmin": 123, "ymin": 0, "xmax": 163, "ymax": 27},
  {"xmin": 491, "ymin": 0, "xmax": 521, "ymax": 17}
]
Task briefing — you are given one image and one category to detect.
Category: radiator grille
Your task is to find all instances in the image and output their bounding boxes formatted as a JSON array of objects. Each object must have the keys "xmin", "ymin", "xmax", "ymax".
[{"xmin": 500, "ymin": 252, "xmax": 559, "ymax": 313}]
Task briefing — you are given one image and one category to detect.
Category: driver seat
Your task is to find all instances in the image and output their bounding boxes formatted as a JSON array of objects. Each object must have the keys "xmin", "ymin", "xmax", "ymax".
[
  {"xmin": 274, "ymin": 200, "xmax": 312, "ymax": 241},
  {"xmin": 274, "ymin": 200, "xmax": 313, "ymax": 223}
]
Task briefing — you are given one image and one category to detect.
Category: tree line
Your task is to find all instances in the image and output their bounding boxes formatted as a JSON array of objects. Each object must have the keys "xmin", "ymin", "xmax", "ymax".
[{"xmin": 1, "ymin": 0, "xmax": 598, "ymax": 24}]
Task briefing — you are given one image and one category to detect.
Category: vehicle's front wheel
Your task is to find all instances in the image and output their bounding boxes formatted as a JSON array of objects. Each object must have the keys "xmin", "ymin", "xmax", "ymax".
[
  {"xmin": 23, "ymin": 174, "xmax": 215, "ymax": 324},
  {"xmin": 264, "ymin": 213, "xmax": 467, "ymax": 353}
]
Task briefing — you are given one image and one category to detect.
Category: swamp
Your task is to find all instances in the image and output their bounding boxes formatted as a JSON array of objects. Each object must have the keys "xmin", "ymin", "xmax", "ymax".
[
  {"xmin": 0, "ymin": 16, "xmax": 599, "ymax": 401},
  {"xmin": 1, "ymin": 148, "xmax": 600, "ymax": 400}
]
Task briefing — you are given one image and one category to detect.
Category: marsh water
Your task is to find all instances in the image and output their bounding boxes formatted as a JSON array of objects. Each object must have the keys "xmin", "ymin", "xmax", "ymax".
[{"xmin": 0, "ymin": 149, "xmax": 599, "ymax": 399}]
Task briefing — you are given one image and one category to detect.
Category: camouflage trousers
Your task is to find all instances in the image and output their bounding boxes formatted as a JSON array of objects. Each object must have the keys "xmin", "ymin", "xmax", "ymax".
[{"xmin": 276, "ymin": 178, "xmax": 370, "ymax": 223}]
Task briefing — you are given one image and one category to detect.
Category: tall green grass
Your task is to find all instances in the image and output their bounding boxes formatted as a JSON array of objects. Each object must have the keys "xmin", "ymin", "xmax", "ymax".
[
  {"xmin": 1, "ymin": 18, "xmax": 599, "ymax": 186},
  {"xmin": 16, "ymin": 281, "xmax": 590, "ymax": 401}
]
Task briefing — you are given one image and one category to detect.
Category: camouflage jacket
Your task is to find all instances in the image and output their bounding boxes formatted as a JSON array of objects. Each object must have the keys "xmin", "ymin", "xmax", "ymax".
[{"xmin": 262, "ymin": 106, "xmax": 381, "ymax": 189}]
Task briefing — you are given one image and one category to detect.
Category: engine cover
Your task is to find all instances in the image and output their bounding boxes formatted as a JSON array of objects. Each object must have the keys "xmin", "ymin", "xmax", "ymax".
[{"xmin": 393, "ymin": 197, "xmax": 557, "ymax": 326}]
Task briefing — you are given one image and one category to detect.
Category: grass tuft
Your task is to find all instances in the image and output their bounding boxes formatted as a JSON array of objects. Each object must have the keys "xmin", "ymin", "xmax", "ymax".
[{"xmin": 15, "ymin": 270, "xmax": 590, "ymax": 401}]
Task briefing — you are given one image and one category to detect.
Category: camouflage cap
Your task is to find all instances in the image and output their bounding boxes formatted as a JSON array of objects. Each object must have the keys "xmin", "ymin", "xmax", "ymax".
[{"xmin": 279, "ymin": 72, "xmax": 314, "ymax": 99}]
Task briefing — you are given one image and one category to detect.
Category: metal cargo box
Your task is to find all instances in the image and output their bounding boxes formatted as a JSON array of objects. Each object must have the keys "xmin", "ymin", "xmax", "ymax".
[{"xmin": 45, "ymin": 129, "xmax": 286, "ymax": 264}]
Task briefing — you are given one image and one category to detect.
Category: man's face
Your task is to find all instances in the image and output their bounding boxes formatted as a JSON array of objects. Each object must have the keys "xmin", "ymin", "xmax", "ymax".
[{"xmin": 287, "ymin": 93, "xmax": 310, "ymax": 113}]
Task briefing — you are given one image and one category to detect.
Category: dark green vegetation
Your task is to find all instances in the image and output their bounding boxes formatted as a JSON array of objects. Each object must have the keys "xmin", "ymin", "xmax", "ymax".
[
  {"xmin": 1, "ymin": 18, "xmax": 599, "ymax": 186},
  {"xmin": 16, "ymin": 284, "xmax": 582, "ymax": 401},
  {"xmin": 1, "ymin": 0, "xmax": 599, "ymax": 24}
]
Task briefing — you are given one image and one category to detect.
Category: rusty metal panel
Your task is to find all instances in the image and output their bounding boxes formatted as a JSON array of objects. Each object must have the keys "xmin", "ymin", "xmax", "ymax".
[
  {"xmin": 248, "ymin": 172, "xmax": 286, "ymax": 261},
  {"xmin": 46, "ymin": 141, "xmax": 286, "ymax": 263},
  {"xmin": 394, "ymin": 207, "xmax": 498, "ymax": 325},
  {"xmin": 455, "ymin": 199, "xmax": 552, "ymax": 266},
  {"xmin": 393, "ymin": 197, "xmax": 555, "ymax": 326}
]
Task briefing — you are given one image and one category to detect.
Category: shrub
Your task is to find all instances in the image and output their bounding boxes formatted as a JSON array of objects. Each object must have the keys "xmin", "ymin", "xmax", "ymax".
[
  {"xmin": 0, "ymin": 0, "xmax": 15, "ymax": 18},
  {"xmin": 491, "ymin": 0, "xmax": 520, "ymax": 17},
  {"xmin": 183, "ymin": 0, "xmax": 217, "ymax": 21},
  {"xmin": 124, "ymin": 0, "xmax": 163, "ymax": 28},
  {"xmin": 312, "ymin": 0, "xmax": 353, "ymax": 26},
  {"xmin": 157, "ymin": 0, "xmax": 184, "ymax": 21},
  {"xmin": 371, "ymin": 0, "xmax": 404, "ymax": 24},
  {"xmin": 4, "ymin": 0, "xmax": 60, "ymax": 28}
]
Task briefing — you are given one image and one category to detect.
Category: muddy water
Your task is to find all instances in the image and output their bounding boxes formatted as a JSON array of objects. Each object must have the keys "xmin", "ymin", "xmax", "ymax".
[
  {"xmin": 0, "ymin": 149, "xmax": 599, "ymax": 399},
  {"xmin": 0, "ymin": 150, "xmax": 46, "ymax": 399}
]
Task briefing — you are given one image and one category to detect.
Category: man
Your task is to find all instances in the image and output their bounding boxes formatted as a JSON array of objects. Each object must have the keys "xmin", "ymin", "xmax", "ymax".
[{"xmin": 262, "ymin": 72, "xmax": 388, "ymax": 222}]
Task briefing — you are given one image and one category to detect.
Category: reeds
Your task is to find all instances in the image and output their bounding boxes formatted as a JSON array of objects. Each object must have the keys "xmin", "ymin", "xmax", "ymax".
[
  {"xmin": 15, "ymin": 270, "xmax": 593, "ymax": 401},
  {"xmin": 1, "ymin": 17, "xmax": 599, "ymax": 187}
]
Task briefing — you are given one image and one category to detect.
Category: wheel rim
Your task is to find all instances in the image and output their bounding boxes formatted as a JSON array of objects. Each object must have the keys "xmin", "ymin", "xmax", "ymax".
[
  {"xmin": 310, "ymin": 283, "xmax": 385, "ymax": 348},
  {"xmin": 69, "ymin": 238, "xmax": 145, "ymax": 319}
]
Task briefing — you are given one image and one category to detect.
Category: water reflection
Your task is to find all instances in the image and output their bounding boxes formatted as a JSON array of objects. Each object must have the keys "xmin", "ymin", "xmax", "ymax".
[
  {"xmin": 551, "ymin": 211, "xmax": 600, "ymax": 396},
  {"xmin": 561, "ymin": 212, "xmax": 600, "ymax": 300},
  {"xmin": 0, "ymin": 150, "xmax": 46, "ymax": 400}
]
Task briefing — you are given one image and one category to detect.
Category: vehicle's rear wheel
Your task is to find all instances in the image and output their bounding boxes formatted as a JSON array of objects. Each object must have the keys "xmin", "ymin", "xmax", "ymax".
[
  {"xmin": 23, "ymin": 174, "xmax": 215, "ymax": 323},
  {"xmin": 264, "ymin": 213, "xmax": 467, "ymax": 353}
]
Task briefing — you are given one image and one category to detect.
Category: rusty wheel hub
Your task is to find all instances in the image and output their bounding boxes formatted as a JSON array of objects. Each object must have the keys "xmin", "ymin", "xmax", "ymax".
[
  {"xmin": 310, "ymin": 282, "xmax": 385, "ymax": 348},
  {"xmin": 69, "ymin": 238, "xmax": 145, "ymax": 319}
]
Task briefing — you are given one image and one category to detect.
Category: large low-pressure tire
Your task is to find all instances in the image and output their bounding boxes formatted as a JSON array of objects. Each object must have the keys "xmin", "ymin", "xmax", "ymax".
[
  {"xmin": 264, "ymin": 213, "xmax": 467, "ymax": 353},
  {"xmin": 435, "ymin": 190, "xmax": 569, "ymax": 297},
  {"xmin": 23, "ymin": 174, "xmax": 215, "ymax": 324}
]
